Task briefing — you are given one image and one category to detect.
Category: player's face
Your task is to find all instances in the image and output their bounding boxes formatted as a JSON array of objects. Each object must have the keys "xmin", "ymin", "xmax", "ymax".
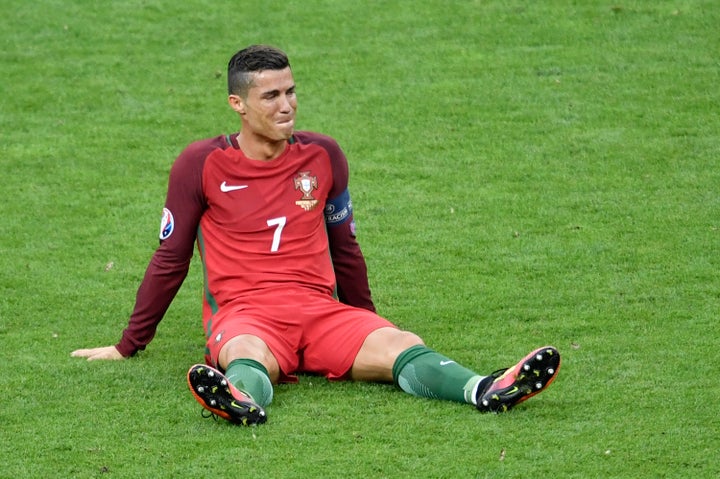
[{"xmin": 232, "ymin": 67, "xmax": 297, "ymax": 142}]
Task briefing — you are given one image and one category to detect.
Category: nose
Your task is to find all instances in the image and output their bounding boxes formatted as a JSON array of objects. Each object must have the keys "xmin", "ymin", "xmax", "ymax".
[{"xmin": 280, "ymin": 93, "xmax": 295, "ymax": 113}]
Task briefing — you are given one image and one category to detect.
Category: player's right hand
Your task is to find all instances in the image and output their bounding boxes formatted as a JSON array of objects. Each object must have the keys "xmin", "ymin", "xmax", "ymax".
[{"xmin": 71, "ymin": 346, "xmax": 125, "ymax": 361}]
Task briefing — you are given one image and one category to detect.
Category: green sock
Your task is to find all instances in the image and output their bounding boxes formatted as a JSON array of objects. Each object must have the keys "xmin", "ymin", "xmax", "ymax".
[
  {"xmin": 392, "ymin": 345, "xmax": 486, "ymax": 405},
  {"xmin": 224, "ymin": 359, "xmax": 274, "ymax": 407}
]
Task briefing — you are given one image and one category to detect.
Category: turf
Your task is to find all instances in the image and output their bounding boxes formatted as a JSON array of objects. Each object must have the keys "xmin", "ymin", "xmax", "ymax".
[{"xmin": 1, "ymin": 0, "xmax": 718, "ymax": 477}]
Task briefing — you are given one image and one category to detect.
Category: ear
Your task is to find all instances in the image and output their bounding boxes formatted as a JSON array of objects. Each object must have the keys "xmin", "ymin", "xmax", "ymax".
[{"xmin": 228, "ymin": 94, "xmax": 246, "ymax": 115}]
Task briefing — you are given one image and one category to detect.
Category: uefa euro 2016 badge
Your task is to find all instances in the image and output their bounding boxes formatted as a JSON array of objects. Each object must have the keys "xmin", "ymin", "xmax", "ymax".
[
  {"xmin": 159, "ymin": 207, "xmax": 175, "ymax": 240},
  {"xmin": 293, "ymin": 171, "xmax": 319, "ymax": 211}
]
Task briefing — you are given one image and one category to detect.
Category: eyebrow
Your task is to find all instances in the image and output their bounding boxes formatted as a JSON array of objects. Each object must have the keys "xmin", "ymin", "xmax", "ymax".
[{"xmin": 260, "ymin": 84, "xmax": 296, "ymax": 98}]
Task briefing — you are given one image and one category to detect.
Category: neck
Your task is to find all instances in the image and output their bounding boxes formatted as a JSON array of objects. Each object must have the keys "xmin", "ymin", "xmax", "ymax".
[{"xmin": 236, "ymin": 132, "xmax": 288, "ymax": 161}]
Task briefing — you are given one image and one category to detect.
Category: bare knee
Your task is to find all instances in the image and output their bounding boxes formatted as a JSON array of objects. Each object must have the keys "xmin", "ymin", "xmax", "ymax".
[
  {"xmin": 351, "ymin": 328, "xmax": 424, "ymax": 382},
  {"xmin": 218, "ymin": 334, "xmax": 281, "ymax": 382},
  {"xmin": 396, "ymin": 330, "xmax": 425, "ymax": 351}
]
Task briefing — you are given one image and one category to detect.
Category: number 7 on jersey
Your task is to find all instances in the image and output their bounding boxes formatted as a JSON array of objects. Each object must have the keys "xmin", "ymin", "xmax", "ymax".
[{"xmin": 266, "ymin": 216, "xmax": 286, "ymax": 252}]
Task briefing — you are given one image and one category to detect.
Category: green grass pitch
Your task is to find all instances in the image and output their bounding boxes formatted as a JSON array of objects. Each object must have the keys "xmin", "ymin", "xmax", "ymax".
[{"xmin": 1, "ymin": 0, "xmax": 718, "ymax": 477}]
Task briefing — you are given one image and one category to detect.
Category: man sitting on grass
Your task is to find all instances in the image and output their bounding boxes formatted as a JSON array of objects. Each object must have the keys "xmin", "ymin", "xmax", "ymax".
[{"xmin": 72, "ymin": 44, "xmax": 561, "ymax": 425}]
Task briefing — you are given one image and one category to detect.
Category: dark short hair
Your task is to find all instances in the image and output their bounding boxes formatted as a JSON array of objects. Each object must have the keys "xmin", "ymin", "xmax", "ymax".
[{"xmin": 227, "ymin": 45, "xmax": 291, "ymax": 96}]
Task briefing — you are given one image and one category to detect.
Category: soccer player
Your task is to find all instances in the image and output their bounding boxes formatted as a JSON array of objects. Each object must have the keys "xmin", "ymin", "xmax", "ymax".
[{"xmin": 71, "ymin": 45, "xmax": 561, "ymax": 425}]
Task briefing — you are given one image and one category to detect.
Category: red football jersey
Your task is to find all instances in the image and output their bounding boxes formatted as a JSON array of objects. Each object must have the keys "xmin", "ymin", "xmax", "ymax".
[
  {"xmin": 199, "ymin": 135, "xmax": 336, "ymax": 303},
  {"xmin": 116, "ymin": 131, "xmax": 374, "ymax": 357}
]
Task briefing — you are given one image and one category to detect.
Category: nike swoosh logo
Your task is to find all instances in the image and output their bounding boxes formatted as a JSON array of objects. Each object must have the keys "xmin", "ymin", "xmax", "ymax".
[
  {"xmin": 440, "ymin": 360, "xmax": 455, "ymax": 366},
  {"xmin": 220, "ymin": 181, "xmax": 249, "ymax": 192}
]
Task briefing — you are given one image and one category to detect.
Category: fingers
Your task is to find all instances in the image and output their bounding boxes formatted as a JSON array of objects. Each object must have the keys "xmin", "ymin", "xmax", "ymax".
[
  {"xmin": 71, "ymin": 348, "xmax": 103, "ymax": 359},
  {"xmin": 70, "ymin": 346, "xmax": 124, "ymax": 361}
]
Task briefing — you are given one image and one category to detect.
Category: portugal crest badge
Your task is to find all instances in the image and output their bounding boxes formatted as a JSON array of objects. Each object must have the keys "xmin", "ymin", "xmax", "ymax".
[{"xmin": 293, "ymin": 171, "xmax": 319, "ymax": 211}]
